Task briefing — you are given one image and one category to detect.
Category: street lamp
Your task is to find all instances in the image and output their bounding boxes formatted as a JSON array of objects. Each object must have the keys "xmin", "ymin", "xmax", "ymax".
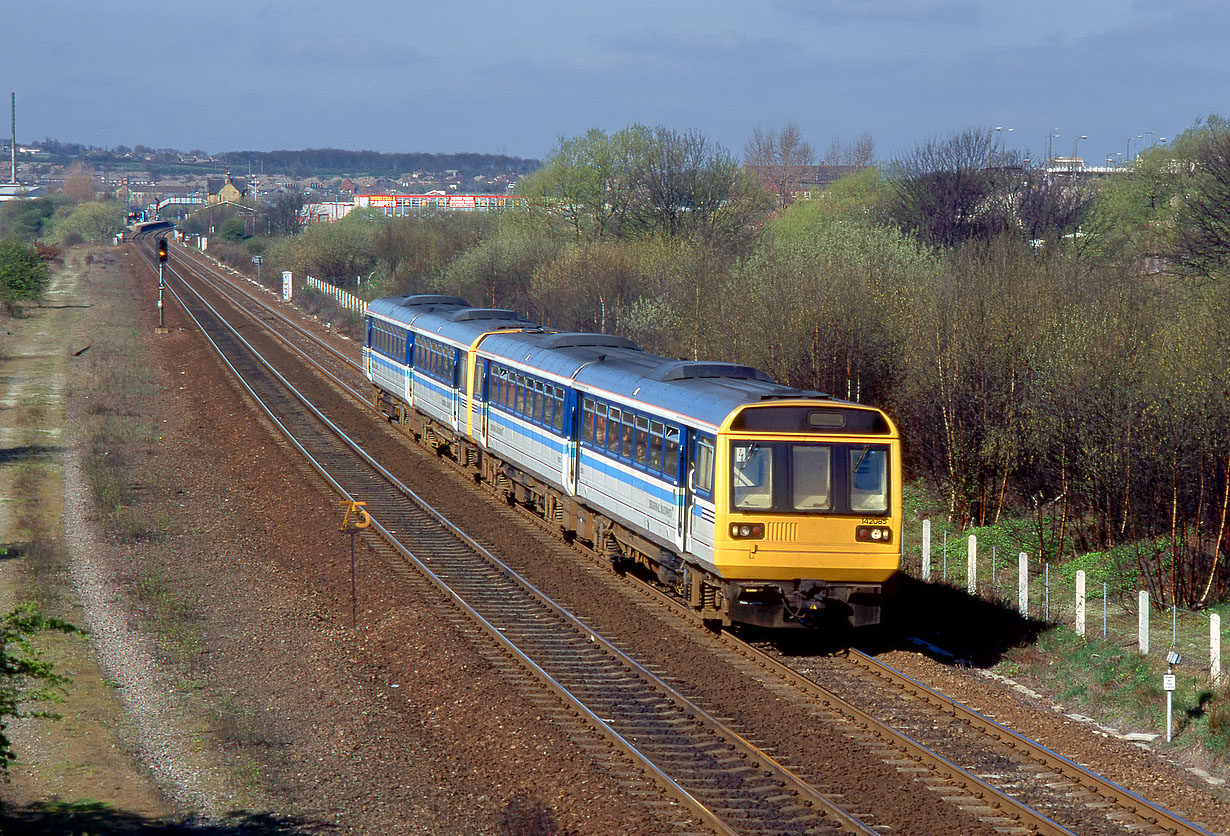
[
  {"xmin": 994, "ymin": 126, "xmax": 1014, "ymax": 160},
  {"xmin": 1127, "ymin": 133, "xmax": 1143, "ymax": 163},
  {"xmin": 1073, "ymin": 135, "xmax": 1087, "ymax": 171},
  {"xmin": 1046, "ymin": 128, "xmax": 1060, "ymax": 168}
]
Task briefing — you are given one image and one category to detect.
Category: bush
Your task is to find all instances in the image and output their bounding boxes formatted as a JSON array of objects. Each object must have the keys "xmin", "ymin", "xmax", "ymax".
[
  {"xmin": 0, "ymin": 238, "xmax": 51, "ymax": 303},
  {"xmin": 0, "ymin": 602, "xmax": 83, "ymax": 775}
]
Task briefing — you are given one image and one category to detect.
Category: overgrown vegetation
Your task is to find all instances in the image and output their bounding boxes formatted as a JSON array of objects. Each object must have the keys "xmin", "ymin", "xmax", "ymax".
[{"xmin": 203, "ymin": 117, "xmax": 1230, "ymax": 614}]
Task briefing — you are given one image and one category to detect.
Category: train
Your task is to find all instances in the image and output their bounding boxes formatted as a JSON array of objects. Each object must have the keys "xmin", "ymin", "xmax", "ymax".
[{"xmin": 363, "ymin": 294, "xmax": 902, "ymax": 630}]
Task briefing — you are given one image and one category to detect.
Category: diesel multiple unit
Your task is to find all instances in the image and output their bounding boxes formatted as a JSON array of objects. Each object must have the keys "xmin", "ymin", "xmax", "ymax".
[{"xmin": 364, "ymin": 294, "xmax": 902, "ymax": 629}]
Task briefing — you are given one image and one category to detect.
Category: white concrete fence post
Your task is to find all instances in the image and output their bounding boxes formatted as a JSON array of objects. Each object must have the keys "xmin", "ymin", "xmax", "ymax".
[
  {"xmin": 1213, "ymin": 613, "xmax": 1222, "ymax": 686},
  {"xmin": 921, "ymin": 519, "xmax": 931, "ymax": 583},
  {"xmin": 1138, "ymin": 590, "xmax": 1149, "ymax": 655},
  {"xmin": 1075, "ymin": 570, "xmax": 1086, "ymax": 637},
  {"xmin": 1018, "ymin": 553, "xmax": 1028, "ymax": 617},
  {"xmin": 967, "ymin": 535, "xmax": 977, "ymax": 595}
]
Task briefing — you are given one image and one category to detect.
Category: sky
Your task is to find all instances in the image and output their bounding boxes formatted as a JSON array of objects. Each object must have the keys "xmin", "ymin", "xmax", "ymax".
[{"xmin": 5, "ymin": 0, "xmax": 1228, "ymax": 166}]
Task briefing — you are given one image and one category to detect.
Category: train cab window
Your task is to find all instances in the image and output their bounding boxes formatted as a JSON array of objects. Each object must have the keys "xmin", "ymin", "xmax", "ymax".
[
  {"xmin": 606, "ymin": 407, "xmax": 622, "ymax": 455},
  {"xmin": 792, "ymin": 445, "xmax": 832, "ymax": 511},
  {"xmin": 634, "ymin": 416, "xmax": 650, "ymax": 468},
  {"xmin": 694, "ymin": 436, "xmax": 715, "ymax": 495},
  {"xmin": 731, "ymin": 442, "xmax": 774, "ymax": 510},
  {"xmin": 850, "ymin": 446, "xmax": 889, "ymax": 512}
]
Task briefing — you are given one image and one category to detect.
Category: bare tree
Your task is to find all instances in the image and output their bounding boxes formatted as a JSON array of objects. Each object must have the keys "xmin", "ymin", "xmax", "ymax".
[
  {"xmin": 1172, "ymin": 127, "xmax": 1230, "ymax": 280},
  {"xmin": 823, "ymin": 132, "xmax": 877, "ymax": 167},
  {"xmin": 61, "ymin": 161, "xmax": 98, "ymax": 203},
  {"xmin": 888, "ymin": 128, "xmax": 1010, "ymax": 248},
  {"xmin": 744, "ymin": 122, "xmax": 814, "ymax": 206}
]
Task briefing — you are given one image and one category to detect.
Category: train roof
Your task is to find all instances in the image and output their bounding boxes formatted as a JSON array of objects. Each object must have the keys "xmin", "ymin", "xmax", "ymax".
[
  {"xmin": 368, "ymin": 295, "xmax": 866, "ymax": 431},
  {"xmin": 367, "ymin": 294, "xmax": 469, "ymax": 325},
  {"xmin": 477, "ymin": 327, "xmax": 834, "ymax": 431}
]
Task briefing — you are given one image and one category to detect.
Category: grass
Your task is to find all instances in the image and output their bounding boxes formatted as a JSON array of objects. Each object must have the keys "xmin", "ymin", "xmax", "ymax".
[{"xmin": 902, "ymin": 481, "xmax": 1230, "ymax": 766}]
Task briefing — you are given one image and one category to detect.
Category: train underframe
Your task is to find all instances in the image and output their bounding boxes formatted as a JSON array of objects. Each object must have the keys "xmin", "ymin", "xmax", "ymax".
[{"xmin": 374, "ymin": 386, "xmax": 888, "ymax": 630}]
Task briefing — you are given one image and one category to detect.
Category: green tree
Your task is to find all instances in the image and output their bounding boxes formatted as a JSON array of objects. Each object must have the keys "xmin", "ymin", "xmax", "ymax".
[
  {"xmin": 0, "ymin": 238, "xmax": 51, "ymax": 303},
  {"xmin": 50, "ymin": 201, "xmax": 126, "ymax": 246},
  {"xmin": 0, "ymin": 195, "xmax": 71, "ymax": 242},
  {"xmin": 218, "ymin": 215, "xmax": 250, "ymax": 242},
  {"xmin": 519, "ymin": 124, "xmax": 769, "ymax": 250},
  {"xmin": 1, "ymin": 603, "xmax": 82, "ymax": 775},
  {"xmin": 519, "ymin": 125, "xmax": 652, "ymax": 240}
]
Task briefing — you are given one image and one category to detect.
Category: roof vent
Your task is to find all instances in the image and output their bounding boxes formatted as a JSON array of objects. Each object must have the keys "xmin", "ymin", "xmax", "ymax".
[
  {"xmin": 651, "ymin": 361, "xmax": 775, "ymax": 383},
  {"xmin": 397, "ymin": 294, "xmax": 468, "ymax": 308},
  {"xmin": 540, "ymin": 332, "xmax": 639, "ymax": 351},
  {"xmin": 450, "ymin": 308, "xmax": 526, "ymax": 322}
]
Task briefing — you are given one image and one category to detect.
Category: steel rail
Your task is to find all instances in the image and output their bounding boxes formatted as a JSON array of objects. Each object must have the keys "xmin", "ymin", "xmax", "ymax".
[
  {"xmin": 152, "ymin": 241, "xmax": 368, "ymax": 402},
  {"xmin": 844, "ymin": 649, "xmax": 1217, "ymax": 836},
  {"xmin": 167, "ymin": 238, "xmax": 362, "ymax": 372}
]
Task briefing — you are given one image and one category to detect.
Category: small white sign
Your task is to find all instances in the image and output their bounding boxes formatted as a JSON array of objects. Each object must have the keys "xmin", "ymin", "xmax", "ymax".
[
  {"xmin": 1163, "ymin": 674, "xmax": 1177, "ymax": 692},
  {"xmin": 282, "ymin": 271, "xmax": 293, "ymax": 302}
]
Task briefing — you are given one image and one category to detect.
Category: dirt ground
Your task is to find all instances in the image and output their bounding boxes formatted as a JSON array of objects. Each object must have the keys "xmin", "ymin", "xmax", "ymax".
[{"xmin": 0, "ymin": 245, "xmax": 679, "ymax": 835}]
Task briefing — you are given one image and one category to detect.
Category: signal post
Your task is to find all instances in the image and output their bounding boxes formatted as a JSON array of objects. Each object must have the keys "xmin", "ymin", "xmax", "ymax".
[{"xmin": 155, "ymin": 237, "xmax": 169, "ymax": 334}]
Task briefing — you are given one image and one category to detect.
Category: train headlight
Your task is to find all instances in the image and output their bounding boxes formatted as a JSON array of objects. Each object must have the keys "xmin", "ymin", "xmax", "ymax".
[
  {"xmin": 729, "ymin": 522, "xmax": 765, "ymax": 539},
  {"xmin": 855, "ymin": 526, "xmax": 892, "ymax": 543}
]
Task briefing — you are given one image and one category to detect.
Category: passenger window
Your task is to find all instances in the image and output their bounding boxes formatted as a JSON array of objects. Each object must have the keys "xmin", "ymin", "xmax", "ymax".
[
  {"xmin": 694, "ymin": 436, "xmax": 715, "ymax": 495},
  {"xmin": 621, "ymin": 414, "xmax": 635, "ymax": 462},
  {"xmin": 594, "ymin": 403, "xmax": 608, "ymax": 449},
  {"xmin": 553, "ymin": 389, "xmax": 565, "ymax": 432},
  {"xmin": 582, "ymin": 401, "xmax": 594, "ymax": 443},
  {"xmin": 792, "ymin": 445, "xmax": 832, "ymax": 510},
  {"xmin": 607, "ymin": 407, "xmax": 622, "ymax": 454},
  {"xmin": 664, "ymin": 426, "xmax": 680, "ymax": 481},
  {"xmin": 648, "ymin": 421, "xmax": 664, "ymax": 472},
  {"xmin": 635, "ymin": 416, "xmax": 649, "ymax": 467}
]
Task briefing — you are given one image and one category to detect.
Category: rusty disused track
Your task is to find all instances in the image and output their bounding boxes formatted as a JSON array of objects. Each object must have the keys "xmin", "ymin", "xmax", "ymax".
[
  {"xmin": 140, "ymin": 235, "xmax": 1220, "ymax": 836},
  {"xmin": 139, "ymin": 235, "xmax": 883, "ymax": 836}
]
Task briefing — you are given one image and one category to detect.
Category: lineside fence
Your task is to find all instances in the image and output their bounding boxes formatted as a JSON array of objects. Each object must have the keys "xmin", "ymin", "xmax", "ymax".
[
  {"xmin": 905, "ymin": 519, "xmax": 1225, "ymax": 685},
  {"xmin": 304, "ymin": 275, "xmax": 367, "ymax": 315}
]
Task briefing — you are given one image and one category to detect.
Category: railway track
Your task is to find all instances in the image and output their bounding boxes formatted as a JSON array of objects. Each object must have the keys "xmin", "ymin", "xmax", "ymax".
[
  {"xmin": 133, "ymin": 233, "xmax": 1222, "ymax": 836},
  {"xmin": 137, "ymin": 234, "xmax": 882, "ymax": 835}
]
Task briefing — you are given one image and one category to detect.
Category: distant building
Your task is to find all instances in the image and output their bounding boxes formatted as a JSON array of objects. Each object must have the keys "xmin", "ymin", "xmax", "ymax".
[
  {"xmin": 206, "ymin": 171, "xmax": 248, "ymax": 205},
  {"xmin": 300, "ymin": 193, "xmax": 527, "ymax": 225},
  {"xmin": 0, "ymin": 183, "xmax": 41, "ymax": 202}
]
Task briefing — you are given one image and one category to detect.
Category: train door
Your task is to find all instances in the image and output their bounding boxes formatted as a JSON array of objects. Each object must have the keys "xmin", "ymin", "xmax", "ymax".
[
  {"xmin": 684, "ymin": 432, "xmax": 717, "ymax": 561},
  {"xmin": 471, "ymin": 356, "xmax": 489, "ymax": 446},
  {"xmin": 564, "ymin": 389, "xmax": 579, "ymax": 495},
  {"xmin": 450, "ymin": 347, "xmax": 462, "ymax": 431}
]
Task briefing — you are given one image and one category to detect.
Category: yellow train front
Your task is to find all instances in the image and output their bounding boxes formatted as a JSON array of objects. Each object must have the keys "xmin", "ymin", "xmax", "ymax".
[{"xmin": 693, "ymin": 401, "xmax": 902, "ymax": 630}]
